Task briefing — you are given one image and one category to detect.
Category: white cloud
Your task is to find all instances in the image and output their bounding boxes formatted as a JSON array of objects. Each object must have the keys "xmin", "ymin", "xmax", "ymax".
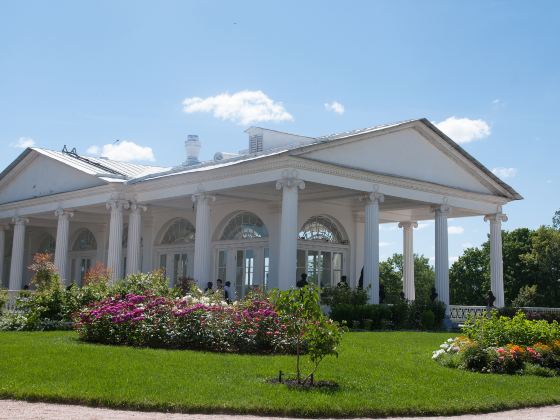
[
  {"xmin": 461, "ymin": 242, "xmax": 473, "ymax": 249},
  {"xmin": 492, "ymin": 99, "xmax": 501, "ymax": 104},
  {"xmin": 492, "ymin": 167, "xmax": 517, "ymax": 179},
  {"xmin": 86, "ymin": 140, "xmax": 155, "ymax": 162},
  {"xmin": 182, "ymin": 90, "xmax": 293, "ymax": 125},
  {"xmin": 379, "ymin": 242, "xmax": 393, "ymax": 248},
  {"xmin": 12, "ymin": 137, "xmax": 35, "ymax": 148},
  {"xmin": 324, "ymin": 101, "xmax": 345, "ymax": 115},
  {"xmin": 86, "ymin": 145, "xmax": 100, "ymax": 155},
  {"xmin": 448, "ymin": 226, "xmax": 464, "ymax": 235},
  {"xmin": 449, "ymin": 256, "xmax": 459, "ymax": 264},
  {"xmin": 416, "ymin": 222, "xmax": 433, "ymax": 230},
  {"xmin": 436, "ymin": 116, "xmax": 491, "ymax": 143}
]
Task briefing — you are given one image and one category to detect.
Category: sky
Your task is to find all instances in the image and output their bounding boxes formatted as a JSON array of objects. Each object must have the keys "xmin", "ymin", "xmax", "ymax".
[{"xmin": 1, "ymin": 1, "xmax": 559, "ymax": 265}]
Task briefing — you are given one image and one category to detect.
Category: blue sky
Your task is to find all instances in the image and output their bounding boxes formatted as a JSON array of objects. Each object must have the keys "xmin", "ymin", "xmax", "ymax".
[{"xmin": 1, "ymin": 1, "xmax": 559, "ymax": 264}]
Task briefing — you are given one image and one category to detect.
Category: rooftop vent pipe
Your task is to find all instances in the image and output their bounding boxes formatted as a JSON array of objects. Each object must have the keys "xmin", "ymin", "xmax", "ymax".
[
  {"xmin": 213, "ymin": 152, "xmax": 240, "ymax": 161},
  {"xmin": 184, "ymin": 134, "xmax": 201, "ymax": 166}
]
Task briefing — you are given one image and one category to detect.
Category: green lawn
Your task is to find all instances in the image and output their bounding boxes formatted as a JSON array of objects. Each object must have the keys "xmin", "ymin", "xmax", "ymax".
[{"xmin": 0, "ymin": 331, "xmax": 558, "ymax": 417}]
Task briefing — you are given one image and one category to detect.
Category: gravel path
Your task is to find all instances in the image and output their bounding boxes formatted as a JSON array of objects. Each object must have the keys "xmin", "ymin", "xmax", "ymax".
[{"xmin": 1, "ymin": 400, "xmax": 559, "ymax": 420}]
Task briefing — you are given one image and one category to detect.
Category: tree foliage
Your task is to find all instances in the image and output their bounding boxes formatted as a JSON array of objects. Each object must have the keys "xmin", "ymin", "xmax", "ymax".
[
  {"xmin": 379, "ymin": 254, "xmax": 435, "ymax": 303},
  {"xmin": 449, "ymin": 225, "xmax": 560, "ymax": 307}
]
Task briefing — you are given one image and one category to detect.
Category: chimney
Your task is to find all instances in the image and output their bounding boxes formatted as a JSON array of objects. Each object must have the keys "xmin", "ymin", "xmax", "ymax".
[{"xmin": 184, "ymin": 134, "xmax": 201, "ymax": 166}]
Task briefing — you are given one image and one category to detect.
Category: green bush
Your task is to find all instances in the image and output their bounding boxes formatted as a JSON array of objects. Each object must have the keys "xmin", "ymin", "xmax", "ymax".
[
  {"xmin": 0, "ymin": 288, "xmax": 7, "ymax": 313},
  {"xmin": 112, "ymin": 270, "xmax": 172, "ymax": 297},
  {"xmin": 463, "ymin": 311, "xmax": 560, "ymax": 347},
  {"xmin": 320, "ymin": 287, "xmax": 368, "ymax": 307},
  {"xmin": 330, "ymin": 300, "xmax": 447, "ymax": 331},
  {"xmin": 421, "ymin": 310, "xmax": 435, "ymax": 330}
]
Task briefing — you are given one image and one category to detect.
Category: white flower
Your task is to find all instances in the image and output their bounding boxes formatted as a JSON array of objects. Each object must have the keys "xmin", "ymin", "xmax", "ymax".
[
  {"xmin": 432, "ymin": 349, "xmax": 445, "ymax": 359},
  {"xmin": 440, "ymin": 343, "xmax": 449, "ymax": 349},
  {"xmin": 447, "ymin": 338, "xmax": 454, "ymax": 343}
]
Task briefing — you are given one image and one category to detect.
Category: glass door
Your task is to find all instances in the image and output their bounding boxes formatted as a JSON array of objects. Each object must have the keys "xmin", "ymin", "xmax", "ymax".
[
  {"xmin": 172, "ymin": 253, "xmax": 188, "ymax": 287},
  {"xmin": 235, "ymin": 249, "xmax": 255, "ymax": 299}
]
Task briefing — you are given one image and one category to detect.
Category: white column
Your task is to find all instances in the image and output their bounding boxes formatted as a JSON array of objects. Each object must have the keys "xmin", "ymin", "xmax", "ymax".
[
  {"xmin": 0, "ymin": 226, "xmax": 6, "ymax": 287},
  {"xmin": 54, "ymin": 209, "xmax": 73, "ymax": 284},
  {"xmin": 106, "ymin": 199, "xmax": 129, "ymax": 283},
  {"xmin": 398, "ymin": 221, "xmax": 418, "ymax": 301},
  {"xmin": 9, "ymin": 217, "xmax": 28, "ymax": 290},
  {"xmin": 434, "ymin": 205, "xmax": 450, "ymax": 310},
  {"xmin": 363, "ymin": 192, "xmax": 384, "ymax": 304},
  {"xmin": 126, "ymin": 202, "xmax": 147, "ymax": 275},
  {"xmin": 276, "ymin": 172, "xmax": 305, "ymax": 290},
  {"xmin": 192, "ymin": 193, "xmax": 214, "ymax": 287},
  {"xmin": 485, "ymin": 212, "xmax": 507, "ymax": 307}
]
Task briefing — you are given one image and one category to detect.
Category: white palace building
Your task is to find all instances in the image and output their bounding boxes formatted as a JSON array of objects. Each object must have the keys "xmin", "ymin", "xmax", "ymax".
[{"xmin": 0, "ymin": 119, "xmax": 521, "ymax": 309}]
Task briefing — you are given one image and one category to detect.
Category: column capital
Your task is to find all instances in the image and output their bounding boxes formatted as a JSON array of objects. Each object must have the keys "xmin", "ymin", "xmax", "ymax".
[
  {"xmin": 432, "ymin": 204, "xmax": 451, "ymax": 215},
  {"xmin": 276, "ymin": 169, "xmax": 305, "ymax": 191},
  {"xmin": 191, "ymin": 192, "xmax": 216, "ymax": 204},
  {"xmin": 360, "ymin": 192, "xmax": 384, "ymax": 204},
  {"xmin": 54, "ymin": 208, "xmax": 74, "ymax": 219},
  {"xmin": 11, "ymin": 216, "xmax": 29, "ymax": 225},
  {"xmin": 484, "ymin": 212, "xmax": 508, "ymax": 223},
  {"xmin": 129, "ymin": 201, "xmax": 148, "ymax": 213},
  {"xmin": 106, "ymin": 199, "xmax": 130, "ymax": 212},
  {"xmin": 398, "ymin": 221, "xmax": 418, "ymax": 229}
]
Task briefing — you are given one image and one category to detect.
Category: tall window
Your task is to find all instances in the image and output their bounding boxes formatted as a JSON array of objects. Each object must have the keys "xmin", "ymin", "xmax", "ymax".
[
  {"xmin": 161, "ymin": 219, "xmax": 196, "ymax": 245},
  {"xmin": 38, "ymin": 234, "xmax": 56, "ymax": 253},
  {"xmin": 299, "ymin": 216, "xmax": 345, "ymax": 243},
  {"xmin": 297, "ymin": 216, "xmax": 348, "ymax": 288},
  {"xmin": 73, "ymin": 229, "xmax": 97, "ymax": 251},
  {"xmin": 221, "ymin": 212, "xmax": 268, "ymax": 240}
]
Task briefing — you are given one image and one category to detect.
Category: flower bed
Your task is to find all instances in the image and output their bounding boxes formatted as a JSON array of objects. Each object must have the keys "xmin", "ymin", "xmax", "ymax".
[
  {"xmin": 433, "ymin": 311, "xmax": 560, "ymax": 376},
  {"xmin": 76, "ymin": 292, "xmax": 300, "ymax": 354}
]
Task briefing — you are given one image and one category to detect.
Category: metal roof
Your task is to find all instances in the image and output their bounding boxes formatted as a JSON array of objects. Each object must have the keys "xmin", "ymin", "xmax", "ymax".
[
  {"xmin": 32, "ymin": 148, "xmax": 170, "ymax": 181},
  {"xmin": 0, "ymin": 119, "xmax": 522, "ymax": 201}
]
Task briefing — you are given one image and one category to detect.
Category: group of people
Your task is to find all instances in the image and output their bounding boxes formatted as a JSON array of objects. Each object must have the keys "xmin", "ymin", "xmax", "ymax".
[
  {"xmin": 203, "ymin": 279, "xmax": 232, "ymax": 303},
  {"xmin": 296, "ymin": 273, "xmax": 349, "ymax": 289}
]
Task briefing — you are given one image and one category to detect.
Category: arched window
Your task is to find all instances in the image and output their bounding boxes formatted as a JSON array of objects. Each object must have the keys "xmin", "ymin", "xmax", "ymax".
[
  {"xmin": 220, "ymin": 212, "xmax": 268, "ymax": 240},
  {"xmin": 299, "ymin": 216, "xmax": 345, "ymax": 244},
  {"xmin": 72, "ymin": 229, "xmax": 97, "ymax": 251},
  {"xmin": 161, "ymin": 219, "xmax": 196, "ymax": 245},
  {"xmin": 38, "ymin": 234, "xmax": 56, "ymax": 253}
]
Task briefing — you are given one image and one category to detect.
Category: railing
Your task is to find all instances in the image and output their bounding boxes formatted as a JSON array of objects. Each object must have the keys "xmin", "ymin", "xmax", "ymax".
[
  {"xmin": 449, "ymin": 305, "xmax": 486, "ymax": 323},
  {"xmin": 449, "ymin": 305, "xmax": 560, "ymax": 324},
  {"xmin": 3, "ymin": 290, "xmax": 34, "ymax": 313}
]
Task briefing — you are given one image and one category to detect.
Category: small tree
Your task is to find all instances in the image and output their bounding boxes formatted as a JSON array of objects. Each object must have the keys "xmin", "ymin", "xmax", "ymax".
[
  {"xmin": 270, "ymin": 285, "xmax": 344, "ymax": 384},
  {"xmin": 27, "ymin": 253, "xmax": 60, "ymax": 291}
]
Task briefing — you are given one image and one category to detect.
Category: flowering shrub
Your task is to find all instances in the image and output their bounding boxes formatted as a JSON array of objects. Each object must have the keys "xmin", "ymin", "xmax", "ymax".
[
  {"xmin": 28, "ymin": 253, "xmax": 60, "ymax": 291},
  {"xmin": 75, "ymin": 291, "xmax": 300, "ymax": 354},
  {"xmin": 433, "ymin": 312, "xmax": 560, "ymax": 376}
]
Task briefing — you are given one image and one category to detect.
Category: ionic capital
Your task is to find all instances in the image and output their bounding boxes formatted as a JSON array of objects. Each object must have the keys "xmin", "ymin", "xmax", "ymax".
[
  {"xmin": 54, "ymin": 208, "xmax": 74, "ymax": 219},
  {"xmin": 106, "ymin": 199, "xmax": 130, "ymax": 212},
  {"xmin": 12, "ymin": 216, "xmax": 29, "ymax": 226},
  {"xmin": 360, "ymin": 192, "xmax": 384, "ymax": 204},
  {"xmin": 484, "ymin": 212, "xmax": 508, "ymax": 223},
  {"xmin": 432, "ymin": 204, "xmax": 451, "ymax": 215},
  {"xmin": 129, "ymin": 201, "xmax": 148, "ymax": 214},
  {"xmin": 276, "ymin": 169, "xmax": 305, "ymax": 191},
  {"xmin": 398, "ymin": 221, "xmax": 418, "ymax": 229},
  {"xmin": 191, "ymin": 192, "xmax": 216, "ymax": 204}
]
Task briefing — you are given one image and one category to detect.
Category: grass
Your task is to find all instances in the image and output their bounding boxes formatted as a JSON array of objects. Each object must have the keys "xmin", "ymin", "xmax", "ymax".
[{"xmin": 0, "ymin": 331, "xmax": 559, "ymax": 417}]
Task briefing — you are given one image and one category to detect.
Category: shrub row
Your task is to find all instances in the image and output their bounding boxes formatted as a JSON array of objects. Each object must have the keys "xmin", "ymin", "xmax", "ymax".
[
  {"xmin": 330, "ymin": 300, "xmax": 446, "ymax": 330},
  {"xmin": 433, "ymin": 312, "xmax": 560, "ymax": 377}
]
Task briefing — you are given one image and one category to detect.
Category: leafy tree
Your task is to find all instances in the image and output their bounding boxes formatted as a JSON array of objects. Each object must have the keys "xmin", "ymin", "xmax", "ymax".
[
  {"xmin": 450, "ymin": 247, "xmax": 489, "ymax": 305},
  {"xmin": 553, "ymin": 209, "xmax": 560, "ymax": 230},
  {"xmin": 523, "ymin": 226, "xmax": 560, "ymax": 306},
  {"xmin": 379, "ymin": 254, "xmax": 435, "ymax": 304},
  {"xmin": 511, "ymin": 284, "xmax": 539, "ymax": 307}
]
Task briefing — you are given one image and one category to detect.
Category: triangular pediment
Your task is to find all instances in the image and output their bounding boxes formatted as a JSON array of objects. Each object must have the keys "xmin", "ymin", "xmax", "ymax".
[
  {"xmin": 0, "ymin": 150, "xmax": 106, "ymax": 204},
  {"xmin": 295, "ymin": 123, "xmax": 509, "ymax": 196}
]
